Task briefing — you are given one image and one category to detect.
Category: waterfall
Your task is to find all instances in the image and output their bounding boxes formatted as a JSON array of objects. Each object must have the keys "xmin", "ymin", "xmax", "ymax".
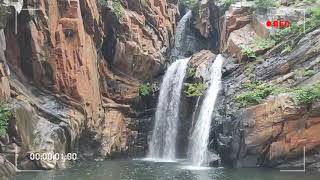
[
  {"xmin": 148, "ymin": 57, "xmax": 190, "ymax": 161},
  {"xmin": 171, "ymin": 11, "xmax": 192, "ymax": 59},
  {"xmin": 188, "ymin": 55, "xmax": 224, "ymax": 166}
]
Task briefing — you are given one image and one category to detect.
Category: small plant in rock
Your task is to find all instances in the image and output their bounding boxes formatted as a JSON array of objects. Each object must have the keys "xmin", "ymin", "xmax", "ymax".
[
  {"xmin": 253, "ymin": 37, "xmax": 276, "ymax": 49},
  {"xmin": 304, "ymin": 70, "xmax": 316, "ymax": 77},
  {"xmin": 236, "ymin": 81, "xmax": 276, "ymax": 107},
  {"xmin": 99, "ymin": 0, "xmax": 108, "ymax": 8},
  {"xmin": 99, "ymin": 0, "xmax": 125, "ymax": 22},
  {"xmin": 112, "ymin": 0, "xmax": 125, "ymax": 21},
  {"xmin": 241, "ymin": 46, "xmax": 256, "ymax": 59},
  {"xmin": 307, "ymin": 8, "xmax": 320, "ymax": 30},
  {"xmin": 255, "ymin": 0, "xmax": 275, "ymax": 10},
  {"xmin": 0, "ymin": 105, "xmax": 12, "ymax": 137},
  {"xmin": 282, "ymin": 44, "xmax": 293, "ymax": 54},
  {"xmin": 293, "ymin": 83, "xmax": 320, "ymax": 104},
  {"xmin": 139, "ymin": 83, "xmax": 153, "ymax": 96},
  {"xmin": 223, "ymin": 0, "xmax": 238, "ymax": 9},
  {"xmin": 186, "ymin": 66, "xmax": 196, "ymax": 79},
  {"xmin": 184, "ymin": 83, "xmax": 208, "ymax": 97}
]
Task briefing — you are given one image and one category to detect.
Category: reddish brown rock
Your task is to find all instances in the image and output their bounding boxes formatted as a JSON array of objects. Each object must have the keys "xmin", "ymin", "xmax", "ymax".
[
  {"xmin": 108, "ymin": 0, "xmax": 178, "ymax": 80},
  {"xmin": 237, "ymin": 94, "xmax": 320, "ymax": 166},
  {"xmin": 220, "ymin": 1, "xmax": 254, "ymax": 54}
]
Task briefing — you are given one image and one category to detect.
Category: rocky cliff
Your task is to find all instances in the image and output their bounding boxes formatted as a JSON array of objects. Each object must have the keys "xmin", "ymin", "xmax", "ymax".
[
  {"xmin": 0, "ymin": 0, "xmax": 319, "ymax": 173},
  {"xmin": 0, "ymin": 0, "xmax": 179, "ymax": 170},
  {"xmin": 211, "ymin": 0, "xmax": 320, "ymax": 169}
]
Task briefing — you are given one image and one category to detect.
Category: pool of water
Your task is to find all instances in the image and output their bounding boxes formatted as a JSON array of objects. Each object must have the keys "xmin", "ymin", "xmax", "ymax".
[{"xmin": 11, "ymin": 159, "xmax": 320, "ymax": 180}]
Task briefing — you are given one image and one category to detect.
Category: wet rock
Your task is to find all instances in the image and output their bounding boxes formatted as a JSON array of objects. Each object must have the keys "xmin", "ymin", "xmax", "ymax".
[
  {"xmin": 0, "ymin": 30, "xmax": 10, "ymax": 101},
  {"xmin": 0, "ymin": 155, "xmax": 16, "ymax": 179}
]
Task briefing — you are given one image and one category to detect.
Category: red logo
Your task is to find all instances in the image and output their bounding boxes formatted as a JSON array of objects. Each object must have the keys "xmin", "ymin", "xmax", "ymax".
[{"xmin": 266, "ymin": 20, "xmax": 291, "ymax": 29}]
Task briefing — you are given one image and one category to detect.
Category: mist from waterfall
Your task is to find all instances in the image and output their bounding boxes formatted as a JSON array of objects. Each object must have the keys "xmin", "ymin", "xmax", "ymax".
[
  {"xmin": 188, "ymin": 55, "xmax": 224, "ymax": 166},
  {"xmin": 148, "ymin": 57, "xmax": 190, "ymax": 161}
]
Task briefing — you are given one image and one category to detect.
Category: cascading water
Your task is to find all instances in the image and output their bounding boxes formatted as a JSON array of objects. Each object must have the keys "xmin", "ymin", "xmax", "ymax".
[
  {"xmin": 171, "ymin": 11, "xmax": 192, "ymax": 59},
  {"xmin": 171, "ymin": 10, "xmax": 207, "ymax": 60},
  {"xmin": 188, "ymin": 55, "xmax": 224, "ymax": 166},
  {"xmin": 148, "ymin": 57, "xmax": 190, "ymax": 161}
]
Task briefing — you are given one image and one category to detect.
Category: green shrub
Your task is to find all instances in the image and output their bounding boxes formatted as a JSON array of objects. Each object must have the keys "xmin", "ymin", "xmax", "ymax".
[
  {"xmin": 307, "ymin": 8, "xmax": 320, "ymax": 30},
  {"xmin": 186, "ymin": 67, "xmax": 196, "ymax": 79},
  {"xmin": 236, "ymin": 82, "xmax": 276, "ymax": 107},
  {"xmin": 223, "ymin": 0, "xmax": 237, "ymax": 9},
  {"xmin": 139, "ymin": 83, "xmax": 153, "ymax": 96},
  {"xmin": 255, "ymin": 0, "xmax": 275, "ymax": 10},
  {"xmin": 253, "ymin": 37, "xmax": 276, "ymax": 49},
  {"xmin": 99, "ymin": 0, "xmax": 125, "ymax": 21},
  {"xmin": 0, "ymin": 106, "xmax": 12, "ymax": 137},
  {"xmin": 241, "ymin": 46, "xmax": 256, "ymax": 59},
  {"xmin": 236, "ymin": 81, "xmax": 320, "ymax": 107},
  {"xmin": 304, "ymin": 70, "xmax": 316, "ymax": 77},
  {"xmin": 282, "ymin": 44, "xmax": 293, "ymax": 54},
  {"xmin": 272, "ymin": 8, "xmax": 320, "ymax": 43},
  {"xmin": 184, "ymin": 83, "xmax": 207, "ymax": 97},
  {"xmin": 99, "ymin": 0, "xmax": 108, "ymax": 8},
  {"xmin": 181, "ymin": 0, "xmax": 199, "ymax": 9},
  {"xmin": 112, "ymin": 0, "xmax": 125, "ymax": 21},
  {"xmin": 293, "ymin": 83, "xmax": 320, "ymax": 104}
]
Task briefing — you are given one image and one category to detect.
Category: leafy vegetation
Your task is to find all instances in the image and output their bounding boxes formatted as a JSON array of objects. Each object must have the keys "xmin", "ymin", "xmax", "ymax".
[
  {"xmin": 241, "ymin": 46, "xmax": 256, "ymax": 59},
  {"xmin": 236, "ymin": 81, "xmax": 320, "ymax": 107},
  {"xmin": 223, "ymin": 0, "xmax": 237, "ymax": 9},
  {"xmin": 235, "ymin": 82, "xmax": 276, "ymax": 107},
  {"xmin": 184, "ymin": 83, "xmax": 207, "ymax": 97},
  {"xmin": 282, "ymin": 44, "xmax": 293, "ymax": 54},
  {"xmin": 99, "ymin": 0, "xmax": 108, "ymax": 8},
  {"xmin": 308, "ymin": 7, "xmax": 320, "ymax": 30},
  {"xmin": 99, "ymin": 0, "xmax": 125, "ymax": 21},
  {"xmin": 271, "ymin": 8, "xmax": 320, "ymax": 43},
  {"xmin": 0, "ymin": 6, "xmax": 7, "ymax": 17},
  {"xmin": 139, "ymin": 83, "xmax": 153, "ymax": 96},
  {"xmin": 253, "ymin": 37, "xmax": 276, "ymax": 49},
  {"xmin": 0, "ymin": 105, "xmax": 12, "ymax": 137},
  {"xmin": 186, "ymin": 67, "xmax": 196, "ymax": 79},
  {"xmin": 254, "ymin": 0, "xmax": 275, "ymax": 10},
  {"xmin": 293, "ymin": 83, "xmax": 320, "ymax": 104},
  {"xmin": 112, "ymin": 0, "xmax": 125, "ymax": 21},
  {"xmin": 303, "ymin": 70, "xmax": 316, "ymax": 77},
  {"xmin": 181, "ymin": 0, "xmax": 199, "ymax": 9}
]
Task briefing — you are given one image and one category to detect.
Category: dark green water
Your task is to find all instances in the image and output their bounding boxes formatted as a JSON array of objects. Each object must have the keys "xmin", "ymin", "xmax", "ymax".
[{"xmin": 11, "ymin": 160, "xmax": 320, "ymax": 180}]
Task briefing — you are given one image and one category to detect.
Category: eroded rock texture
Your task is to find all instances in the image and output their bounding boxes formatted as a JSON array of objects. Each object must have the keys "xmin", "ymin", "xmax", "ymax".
[
  {"xmin": 102, "ymin": 0, "xmax": 179, "ymax": 80},
  {"xmin": 213, "ymin": 2, "xmax": 320, "ymax": 169},
  {"xmin": 0, "ymin": 0, "xmax": 179, "ymax": 170}
]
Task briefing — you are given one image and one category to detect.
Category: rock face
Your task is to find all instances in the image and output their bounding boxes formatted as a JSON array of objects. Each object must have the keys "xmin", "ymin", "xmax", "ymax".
[
  {"xmin": 212, "ymin": 2, "xmax": 320, "ymax": 169},
  {"xmin": 220, "ymin": 2, "xmax": 306, "ymax": 62},
  {"xmin": 0, "ymin": 29, "xmax": 10, "ymax": 102},
  {"xmin": 232, "ymin": 95, "xmax": 320, "ymax": 168},
  {"xmin": 103, "ymin": 0, "xmax": 179, "ymax": 80},
  {"xmin": 0, "ymin": 0, "xmax": 178, "ymax": 169},
  {"xmin": 0, "ymin": 155, "xmax": 16, "ymax": 179}
]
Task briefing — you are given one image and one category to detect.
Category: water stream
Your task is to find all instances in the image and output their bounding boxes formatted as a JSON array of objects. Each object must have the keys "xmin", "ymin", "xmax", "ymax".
[
  {"xmin": 188, "ymin": 55, "xmax": 224, "ymax": 166},
  {"xmin": 147, "ymin": 57, "xmax": 190, "ymax": 161}
]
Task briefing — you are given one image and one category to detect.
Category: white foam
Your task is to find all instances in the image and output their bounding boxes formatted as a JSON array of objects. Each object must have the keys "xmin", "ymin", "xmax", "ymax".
[
  {"xmin": 138, "ymin": 158, "xmax": 177, "ymax": 163},
  {"xmin": 179, "ymin": 165, "xmax": 211, "ymax": 171}
]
